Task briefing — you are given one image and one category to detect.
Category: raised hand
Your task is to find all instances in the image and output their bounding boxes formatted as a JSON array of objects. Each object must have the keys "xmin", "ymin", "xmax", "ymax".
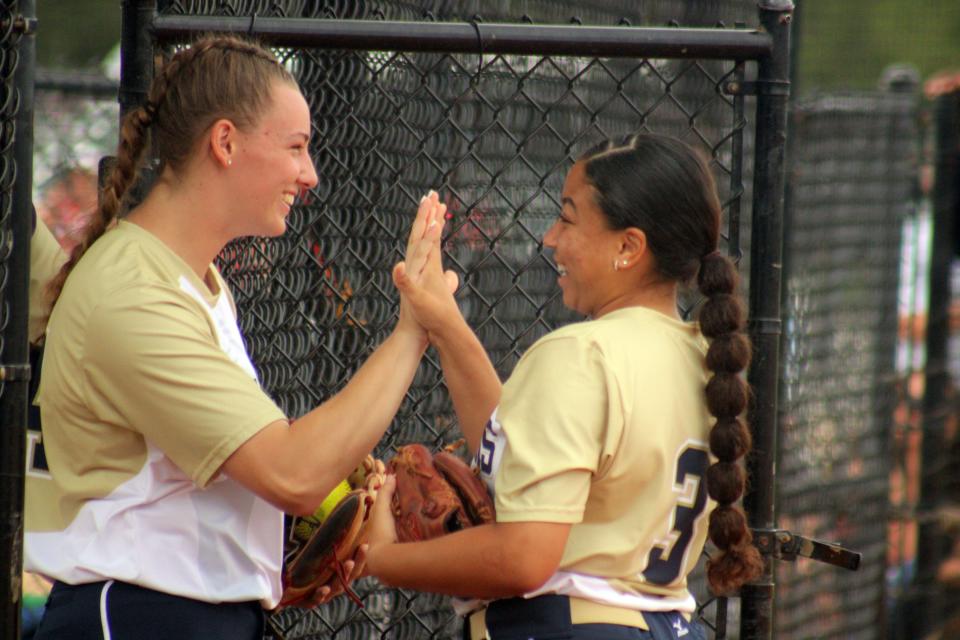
[{"xmin": 393, "ymin": 191, "xmax": 461, "ymax": 341}]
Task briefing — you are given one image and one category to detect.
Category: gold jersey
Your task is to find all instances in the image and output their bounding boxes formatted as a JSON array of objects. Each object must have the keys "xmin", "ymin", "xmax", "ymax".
[
  {"xmin": 25, "ymin": 221, "xmax": 286, "ymax": 607},
  {"xmin": 477, "ymin": 306, "xmax": 714, "ymax": 612}
]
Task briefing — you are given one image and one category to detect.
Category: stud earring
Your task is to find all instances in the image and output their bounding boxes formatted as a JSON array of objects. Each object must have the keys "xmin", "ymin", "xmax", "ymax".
[{"xmin": 227, "ymin": 158, "xmax": 232, "ymax": 166}]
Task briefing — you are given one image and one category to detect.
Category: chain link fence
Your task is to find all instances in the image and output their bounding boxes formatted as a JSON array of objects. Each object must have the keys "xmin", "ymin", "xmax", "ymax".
[
  {"xmin": 898, "ymin": 85, "xmax": 960, "ymax": 640},
  {"xmin": 776, "ymin": 81, "xmax": 921, "ymax": 639},
  {"xmin": 152, "ymin": 1, "xmax": 765, "ymax": 638}
]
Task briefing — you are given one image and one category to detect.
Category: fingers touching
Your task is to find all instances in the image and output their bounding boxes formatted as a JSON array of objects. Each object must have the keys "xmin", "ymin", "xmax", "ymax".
[{"xmin": 404, "ymin": 191, "xmax": 446, "ymax": 284}]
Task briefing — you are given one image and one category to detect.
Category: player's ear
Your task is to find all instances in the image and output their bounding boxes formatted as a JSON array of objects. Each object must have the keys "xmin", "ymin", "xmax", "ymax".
[
  {"xmin": 615, "ymin": 227, "xmax": 648, "ymax": 270},
  {"xmin": 208, "ymin": 118, "xmax": 236, "ymax": 168}
]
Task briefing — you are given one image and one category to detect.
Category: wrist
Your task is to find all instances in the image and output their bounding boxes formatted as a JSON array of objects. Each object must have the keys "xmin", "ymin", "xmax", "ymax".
[
  {"xmin": 365, "ymin": 542, "xmax": 392, "ymax": 586},
  {"xmin": 428, "ymin": 317, "xmax": 474, "ymax": 353},
  {"xmin": 392, "ymin": 320, "xmax": 429, "ymax": 352}
]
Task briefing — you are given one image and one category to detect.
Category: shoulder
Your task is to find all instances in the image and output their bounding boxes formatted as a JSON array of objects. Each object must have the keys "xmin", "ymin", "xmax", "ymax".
[
  {"xmin": 61, "ymin": 224, "xmax": 214, "ymax": 317},
  {"xmin": 518, "ymin": 320, "xmax": 605, "ymax": 369},
  {"xmin": 522, "ymin": 307, "xmax": 703, "ymax": 362}
]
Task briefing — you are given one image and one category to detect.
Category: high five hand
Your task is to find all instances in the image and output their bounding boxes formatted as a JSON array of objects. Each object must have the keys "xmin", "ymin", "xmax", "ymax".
[{"xmin": 393, "ymin": 191, "xmax": 460, "ymax": 340}]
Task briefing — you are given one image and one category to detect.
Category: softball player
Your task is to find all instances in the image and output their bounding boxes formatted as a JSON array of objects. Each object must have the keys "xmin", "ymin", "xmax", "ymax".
[
  {"xmin": 25, "ymin": 35, "xmax": 447, "ymax": 639},
  {"xmin": 366, "ymin": 133, "xmax": 762, "ymax": 639}
]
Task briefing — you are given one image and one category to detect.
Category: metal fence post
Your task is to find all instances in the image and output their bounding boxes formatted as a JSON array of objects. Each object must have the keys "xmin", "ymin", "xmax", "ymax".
[
  {"xmin": 119, "ymin": 0, "xmax": 155, "ymax": 123},
  {"xmin": 741, "ymin": 1, "xmax": 793, "ymax": 639},
  {"xmin": 0, "ymin": 0, "xmax": 36, "ymax": 638},
  {"xmin": 110, "ymin": 0, "xmax": 155, "ymax": 200}
]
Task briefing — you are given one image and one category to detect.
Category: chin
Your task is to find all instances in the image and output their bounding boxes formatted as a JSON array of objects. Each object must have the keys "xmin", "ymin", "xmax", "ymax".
[{"xmin": 264, "ymin": 216, "xmax": 288, "ymax": 237}]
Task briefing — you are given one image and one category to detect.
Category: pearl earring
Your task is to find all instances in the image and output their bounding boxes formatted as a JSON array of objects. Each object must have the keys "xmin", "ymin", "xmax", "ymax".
[{"xmin": 227, "ymin": 158, "xmax": 232, "ymax": 166}]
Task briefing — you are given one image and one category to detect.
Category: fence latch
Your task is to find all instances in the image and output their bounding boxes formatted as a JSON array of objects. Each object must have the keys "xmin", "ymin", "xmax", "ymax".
[
  {"xmin": 5, "ymin": 15, "xmax": 38, "ymax": 35},
  {"xmin": 723, "ymin": 79, "xmax": 791, "ymax": 96},
  {"xmin": 751, "ymin": 528, "xmax": 861, "ymax": 571}
]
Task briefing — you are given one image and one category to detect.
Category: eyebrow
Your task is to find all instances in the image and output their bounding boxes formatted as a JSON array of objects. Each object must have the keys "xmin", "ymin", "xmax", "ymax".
[{"xmin": 561, "ymin": 197, "xmax": 576, "ymax": 210}]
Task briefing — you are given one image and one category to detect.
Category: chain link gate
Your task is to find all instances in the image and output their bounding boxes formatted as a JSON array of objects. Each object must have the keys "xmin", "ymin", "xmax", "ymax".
[{"xmin": 115, "ymin": 1, "xmax": 790, "ymax": 638}]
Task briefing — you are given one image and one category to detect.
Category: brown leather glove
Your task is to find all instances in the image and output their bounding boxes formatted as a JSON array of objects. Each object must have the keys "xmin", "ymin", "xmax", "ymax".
[
  {"xmin": 387, "ymin": 442, "xmax": 495, "ymax": 542},
  {"xmin": 278, "ymin": 455, "xmax": 386, "ymax": 609}
]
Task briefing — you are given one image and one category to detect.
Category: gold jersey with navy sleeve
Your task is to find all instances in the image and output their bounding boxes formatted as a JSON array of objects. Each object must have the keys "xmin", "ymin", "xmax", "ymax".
[
  {"xmin": 25, "ymin": 220, "xmax": 287, "ymax": 608},
  {"xmin": 476, "ymin": 306, "xmax": 714, "ymax": 613}
]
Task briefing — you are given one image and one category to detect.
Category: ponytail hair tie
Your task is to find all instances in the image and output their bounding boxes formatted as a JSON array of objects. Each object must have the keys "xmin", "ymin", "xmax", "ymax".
[{"xmin": 702, "ymin": 249, "xmax": 723, "ymax": 262}]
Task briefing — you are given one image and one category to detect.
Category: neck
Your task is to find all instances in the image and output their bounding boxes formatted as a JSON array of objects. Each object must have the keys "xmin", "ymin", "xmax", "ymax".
[
  {"xmin": 125, "ymin": 167, "xmax": 231, "ymax": 282},
  {"xmin": 593, "ymin": 279, "xmax": 680, "ymax": 320}
]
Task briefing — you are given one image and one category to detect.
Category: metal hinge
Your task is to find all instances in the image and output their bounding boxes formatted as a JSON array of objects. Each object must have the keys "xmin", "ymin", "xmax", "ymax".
[
  {"xmin": 752, "ymin": 528, "xmax": 862, "ymax": 571},
  {"xmin": 0, "ymin": 363, "xmax": 31, "ymax": 382}
]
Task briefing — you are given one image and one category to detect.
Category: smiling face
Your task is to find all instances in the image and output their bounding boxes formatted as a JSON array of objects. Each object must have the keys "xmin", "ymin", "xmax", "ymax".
[
  {"xmin": 230, "ymin": 80, "xmax": 318, "ymax": 237},
  {"xmin": 543, "ymin": 161, "xmax": 627, "ymax": 317}
]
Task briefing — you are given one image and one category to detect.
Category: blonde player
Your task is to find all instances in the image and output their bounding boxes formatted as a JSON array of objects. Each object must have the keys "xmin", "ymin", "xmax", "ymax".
[
  {"xmin": 25, "ymin": 34, "xmax": 448, "ymax": 639},
  {"xmin": 366, "ymin": 133, "xmax": 762, "ymax": 639}
]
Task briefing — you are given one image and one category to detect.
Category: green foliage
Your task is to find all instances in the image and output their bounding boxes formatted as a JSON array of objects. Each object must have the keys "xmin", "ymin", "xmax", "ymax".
[
  {"xmin": 37, "ymin": 1, "xmax": 120, "ymax": 69},
  {"xmin": 798, "ymin": 0, "xmax": 960, "ymax": 91}
]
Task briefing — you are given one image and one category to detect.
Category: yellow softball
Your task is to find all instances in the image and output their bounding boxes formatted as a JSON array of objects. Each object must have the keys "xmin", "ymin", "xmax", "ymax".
[
  {"xmin": 293, "ymin": 479, "xmax": 353, "ymax": 543},
  {"xmin": 315, "ymin": 479, "xmax": 353, "ymax": 522}
]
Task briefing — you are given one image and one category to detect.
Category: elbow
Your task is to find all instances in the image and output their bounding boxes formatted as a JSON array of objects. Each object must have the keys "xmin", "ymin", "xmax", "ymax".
[
  {"xmin": 492, "ymin": 522, "xmax": 566, "ymax": 595},
  {"xmin": 509, "ymin": 561, "xmax": 554, "ymax": 594},
  {"xmin": 499, "ymin": 540, "xmax": 559, "ymax": 594},
  {"xmin": 281, "ymin": 492, "xmax": 321, "ymax": 518}
]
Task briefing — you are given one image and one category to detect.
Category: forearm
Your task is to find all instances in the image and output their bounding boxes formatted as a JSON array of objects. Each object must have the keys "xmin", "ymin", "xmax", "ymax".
[
  {"xmin": 292, "ymin": 326, "xmax": 426, "ymax": 483},
  {"xmin": 431, "ymin": 320, "xmax": 501, "ymax": 455},
  {"xmin": 367, "ymin": 523, "xmax": 546, "ymax": 598}
]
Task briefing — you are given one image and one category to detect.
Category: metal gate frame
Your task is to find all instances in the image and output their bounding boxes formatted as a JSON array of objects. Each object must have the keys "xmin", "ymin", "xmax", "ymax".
[{"xmin": 0, "ymin": 1, "xmax": 36, "ymax": 638}]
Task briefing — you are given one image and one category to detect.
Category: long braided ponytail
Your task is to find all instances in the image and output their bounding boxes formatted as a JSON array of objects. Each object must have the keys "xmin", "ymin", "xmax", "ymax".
[
  {"xmin": 698, "ymin": 252, "xmax": 763, "ymax": 593},
  {"xmin": 46, "ymin": 34, "xmax": 295, "ymax": 309},
  {"xmin": 580, "ymin": 133, "xmax": 762, "ymax": 594}
]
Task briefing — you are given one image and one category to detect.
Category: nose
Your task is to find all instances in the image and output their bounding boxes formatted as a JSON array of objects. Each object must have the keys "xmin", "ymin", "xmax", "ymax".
[
  {"xmin": 542, "ymin": 219, "xmax": 559, "ymax": 249},
  {"xmin": 300, "ymin": 154, "xmax": 319, "ymax": 190}
]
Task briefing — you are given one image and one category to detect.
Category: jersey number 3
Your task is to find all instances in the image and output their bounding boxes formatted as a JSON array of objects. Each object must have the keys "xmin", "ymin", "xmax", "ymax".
[{"xmin": 642, "ymin": 446, "xmax": 710, "ymax": 585}]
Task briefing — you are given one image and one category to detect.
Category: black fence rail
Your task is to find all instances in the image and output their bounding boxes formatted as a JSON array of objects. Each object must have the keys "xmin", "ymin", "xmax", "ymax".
[
  {"xmin": 777, "ymin": 79, "xmax": 921, "ymax": 640},
  {"xmin": 144, "ymin": 2, "xmax": 787, "ymax": 639}
]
